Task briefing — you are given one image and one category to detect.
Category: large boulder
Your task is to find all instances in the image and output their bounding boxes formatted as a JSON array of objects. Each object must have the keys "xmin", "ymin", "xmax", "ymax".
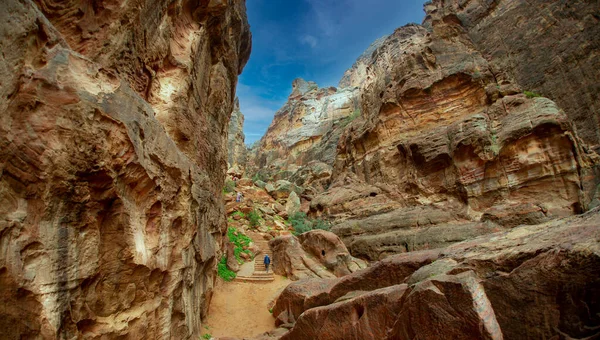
[
  {"xmin": 285, "ymin": 191, "xmax": 301, "ymax": 216},
  {"xmin": 273, "ymin": 209, "xmax": 600, "ymax": 339},
  {"xmin": 269, "ymin": 231, "xmax": 366, "ymax": 281},
  {"xmin": 298, "ymin": 230, "xmax": 367, "ymax": 276},
  {"xmin": 272, "ymin": 249, "xmax": 440, "ymax": 325}
]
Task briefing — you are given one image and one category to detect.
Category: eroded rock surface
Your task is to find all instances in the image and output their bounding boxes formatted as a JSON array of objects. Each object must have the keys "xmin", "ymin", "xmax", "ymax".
[
  {"xmin": 274, "ymin": 209, "xmax": 600, "ymax": 339},
  {"xmin": 228, "ymin": 97, "xmax": 248, "ymax": 170},
  {"xmin": 0, "ymin": 0, "xmax": 250, "ymax": 338},
  {"xmin": 425, "ymin": 0, "xmax": 600, "ymax": 150},
  {"xmin": 311, "ymin": 8, "xmax": 599, "ymax": 259},
  {"xmin": 269, "ymin": 230, "xmax": 366, "ymax": 281},
  {"xmin": 250, "ymin": 78, "xmax": 360, "ymax": 180}
]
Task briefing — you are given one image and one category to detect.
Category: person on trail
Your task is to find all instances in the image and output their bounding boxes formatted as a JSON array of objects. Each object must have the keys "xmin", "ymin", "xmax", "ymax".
[
  {"xmin": 236, "ymin": 192, "xmax": 242, "ymax": 202},
  {"xmin": 264, "ymin": 254, "xmax": 271, "ymax": 273}
]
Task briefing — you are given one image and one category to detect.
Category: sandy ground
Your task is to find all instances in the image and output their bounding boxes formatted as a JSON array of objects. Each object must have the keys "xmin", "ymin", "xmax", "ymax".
[{"xmin": 203, "ymin": 275, "xmax": 291, "ymax": 339}]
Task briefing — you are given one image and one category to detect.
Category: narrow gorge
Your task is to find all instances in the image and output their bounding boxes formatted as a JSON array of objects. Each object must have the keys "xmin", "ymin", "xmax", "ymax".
[{"xmin": 1, "ymin": 0, "xmax": 599, "ymax": 339}]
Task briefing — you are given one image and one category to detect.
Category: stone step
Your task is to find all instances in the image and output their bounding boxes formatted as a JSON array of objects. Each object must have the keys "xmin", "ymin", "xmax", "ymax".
[{"xmin": 233, "ymin": 276, "xmax": 274, "ymax": 283}]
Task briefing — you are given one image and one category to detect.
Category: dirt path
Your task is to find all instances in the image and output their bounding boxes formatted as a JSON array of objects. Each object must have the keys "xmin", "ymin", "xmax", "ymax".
[{"xmin": 203, "ymin": 276, "xmax": 290, "ymax": 339}]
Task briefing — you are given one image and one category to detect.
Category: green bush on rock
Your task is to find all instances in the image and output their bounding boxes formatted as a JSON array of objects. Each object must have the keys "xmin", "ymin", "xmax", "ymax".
[
  {"xmin": 288, "ymin": 212, "xmax": 332, "ymax": 235},
  {"xmin": 217, "ymin": 256, "xmax": 236, "ymax": 281},
  {"xmin": 228, "ymin": 227, "xmax": 253, "ymax": 263}
]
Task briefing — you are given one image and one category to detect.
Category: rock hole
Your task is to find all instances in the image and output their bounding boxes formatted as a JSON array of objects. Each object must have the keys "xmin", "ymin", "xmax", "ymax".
[
  {"xmin": 356, "ymin": 305, "xmax": 365, "ymax": 319},
  {"xmin": 76, "ymin": 319, "xmax": 96, "ymax": 333},
  {"xmin": 369, "ymin": 192, "xmax": 377, "ymax": 197},
  {"xmin": 321, "ymin": 250, "xmax": 325, "ymax": 256}
]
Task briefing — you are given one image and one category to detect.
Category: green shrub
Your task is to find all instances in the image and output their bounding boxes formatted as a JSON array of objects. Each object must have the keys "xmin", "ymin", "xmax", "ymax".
[
  {"xmin": 217, "ymin": 256, "xmax": 236, "ymax": 281},
  {"xmin": 524, "ymin": 90, "xmax": 541, "ymax": 98},
  {"xmin": 339, "ymin": 108, "xmax": 361, "ymax": 128},
  {"xmin": 202, "ymin": 333, "xmax": 212, "ymax": 340},
  {"xmin": 231, "ymin": 211, "xmax": 245, "ymax": 219},
  {"xmin": 223, "ymin": 179, "xmax": 236, "ymax": 193},
  {"xmin": 313, "ymin": 218, "xmax": 332, "ymax": 231},
  {"xmin": 288, "ymin": 212, "xmax": 331, "ymax": 235},
  {"xmin": 227, "ymin": 227, "xmax": 253, "ymax": 263},
  {"xmin": 248, "ymin": 209, "xmax": 262, "ymax": 227}
]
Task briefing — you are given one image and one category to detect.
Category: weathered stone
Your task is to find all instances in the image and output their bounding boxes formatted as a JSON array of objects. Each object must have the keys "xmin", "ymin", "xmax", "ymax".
[
  {"xmin": 226, "ymin": 242, "xmax": 240, "ymax": 272},
  {"xmin": 313, "ymin": 17, "xmax": 598, "ymax": 259},
  {"xmin": 285, "ymin": 192, "xmax": 301, "ymax": 216},
  {"xmin": 269, "ymin": 231, "xmax": 365, "ymax": 282},
  {"xmin": 272, "ymin": 249, "xmax": 440, "ymax": 324},
  {"xmin": 227, "ymin": 98, "xmax": 248, "ymax": 170},
  {"xmin": 249, "ymin": 78, "xmax": 361, "ymax": 182},
  {"xmin": 0, "ymin": 0, "xmax": 250, "ymax": 338},
  {"xmin": 281, "ymin": 284, "xmax": 409, "ymax": 340},
  {"xmin": 266, "ymin": 180, "xmax": 304, "ymax": 200},
  {"xmin": 275, "ymin": 209, "xmax": 600, "ymax": 339},
  {"xmin": 297, "ymin": 230, "xmax": 367, "ymax": 277}
]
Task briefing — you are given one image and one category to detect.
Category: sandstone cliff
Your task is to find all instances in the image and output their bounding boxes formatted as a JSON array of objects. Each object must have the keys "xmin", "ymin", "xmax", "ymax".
[
  {"xmin": 0, "ymin": 0, "xmax": 250, "ymax": 338},
  {"xmin": 252, "ymin": 78, "xmax": 360, "ymax": 180},
  {"xmin": 338, "ymin": 35, "xmax": 387, "ymax": 89},
  {"xmin": 228, "ymin": 97, "xmax": 248, "ymax": 170},
  {"xmin": 425, "ymin": 0, "xmax": 600, "ymax": 150},
  {"xmin": 308, "ymin": 2, "xmax": 600, "ymax": 260}
]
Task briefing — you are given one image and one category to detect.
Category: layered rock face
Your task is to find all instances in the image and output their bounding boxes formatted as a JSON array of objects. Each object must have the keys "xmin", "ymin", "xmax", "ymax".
[
  {"xmin": 312, "ymin": 5, "xmax": 600, "ymax": 260},
  {"xmin": 273, "ymin": 210, "xmax": 600, "ymax": 339},
  {"xmin": 228, "ymin": 97, "xmax": 248, "ymax": 170},
  {"xmin": 425, "ymin": 0, "xmax": 600, "ymax": 150},
  {"xmin": 0, "ymin": 0, "xmax": 250, "ymax": 338},
  {"xmin": 252, "ymin": 78, "xmax": 360, "ymax": 178}
]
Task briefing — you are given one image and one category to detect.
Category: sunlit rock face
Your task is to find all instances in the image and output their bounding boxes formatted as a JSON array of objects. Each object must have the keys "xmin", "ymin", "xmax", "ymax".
[
  {"xmin": 312, "ymin": 6, "xmax": 600, "ymax": 260},
  {"xmin": 0, "ymin": 0, "xmax": 250, "ymax": 338},
  {"xmin": 252, "ymin": 78, "xmax": 360, "ymax": 178},
  {"xmin": 424, "ymin": 0, "xmax": 600, "ymax": 151},
  {"xmin": 338, "ymin": 35, "xmax": 387, "ymax": 89},
  {"xmin": 228, "ymin": 97, "xmax": 247, "ymax": 170}
]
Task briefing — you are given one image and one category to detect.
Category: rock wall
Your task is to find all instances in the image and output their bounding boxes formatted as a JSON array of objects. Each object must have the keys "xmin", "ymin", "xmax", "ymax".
[
  {"xmin": 228, "ymin": 97, "xmax": 248, "ymax": 170},
  {"xmin": 310, "ymin": 3, "xmax": 600, "ymax": 260},
  {"xmin": 424, "ymin": 0, "xmax": 600, "ymax": 150},
  {"xmin": 0, "ymin": 0, "xmax": 250, "ymax": 338}
]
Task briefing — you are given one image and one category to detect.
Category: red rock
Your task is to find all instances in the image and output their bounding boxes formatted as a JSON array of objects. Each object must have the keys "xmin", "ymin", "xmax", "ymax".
[{"xmin": 0, "ymin": 0, "xmax": 250, "ymax": 337}]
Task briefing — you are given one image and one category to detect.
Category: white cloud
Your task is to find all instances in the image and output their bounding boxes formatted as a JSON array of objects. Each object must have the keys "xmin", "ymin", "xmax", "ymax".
[{"xmin": 300, "ymin": 35, "xmax": 318, "ymax": 48}]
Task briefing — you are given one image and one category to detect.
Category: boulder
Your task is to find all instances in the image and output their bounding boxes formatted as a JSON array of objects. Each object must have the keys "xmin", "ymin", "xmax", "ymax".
[
  {"xmin": 267, "ymin": 180, "xmax": 304, "ymax": 199},
  {"xmin": 281, "ymin": 285, "xmax": 409, "ymax": 340},
  {"xmin": 254, "ymin": 179, "xmax": 268, "ymax": 189},
  {"xmin": 269, "ymin": 235, "xmax": 336, "ymax": 281},
  {"xmin": 298, "ymin": 230, "xmax": 367, "ymax": 276},
  {"xmin": 273, "ymin": 209, "xmax": 600, "ymax": 339},
  {"xmin": 285, "ymin": 191, "xmax": 301, "ymax": 216}
]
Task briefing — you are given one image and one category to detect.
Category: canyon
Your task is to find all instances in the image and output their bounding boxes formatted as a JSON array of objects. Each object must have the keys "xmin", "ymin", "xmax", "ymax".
[{"xmin": 0, "ymin": 0, "xmax": 599, "ymax": 339}]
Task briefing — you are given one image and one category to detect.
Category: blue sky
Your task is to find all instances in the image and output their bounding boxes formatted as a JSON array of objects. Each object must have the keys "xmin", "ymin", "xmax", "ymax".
[{"xmin": 238, "ymin": 0, "xmax": 426, "ymax": 144}]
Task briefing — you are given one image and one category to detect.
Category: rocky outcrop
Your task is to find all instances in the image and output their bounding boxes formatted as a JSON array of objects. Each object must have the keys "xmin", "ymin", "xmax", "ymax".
[
  {"xmin": 338, "ymin": 35, "xmax": 387, "ymax": 89},
  {"xmin": 228, "ymin": 97, "xmax": 248, "ymax": 170},
  {"xmin": 274, "ymin": 209, "xmax": 600, "ymax": 339},
  {"xmin": 311, "ymin": 7, "xmax": 599, "ymax": 259},
  {"xmin": 0, "ymin": 0, "xmax": 250, "ymax": 338},
  {"xmin": 251, "ymin": 78, "xmax": 360, "ymax": 179},
  {"xmin": 269, "ymin": 231, "xmax": 367, "ymax": 281},
  {"xmin": 424, "ymin": 0, "xmax": 600, "ymax": 151}
]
